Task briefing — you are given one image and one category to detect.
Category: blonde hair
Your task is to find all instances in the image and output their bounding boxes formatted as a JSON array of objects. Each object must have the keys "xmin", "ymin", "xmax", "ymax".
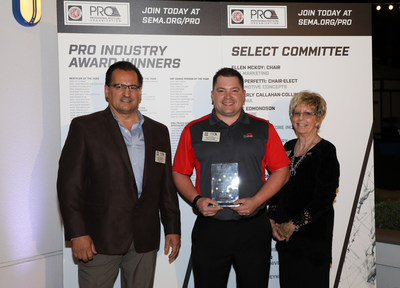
[{"xmin": 289, "ymin": 90, "xmax": 327, "ymax": 121}]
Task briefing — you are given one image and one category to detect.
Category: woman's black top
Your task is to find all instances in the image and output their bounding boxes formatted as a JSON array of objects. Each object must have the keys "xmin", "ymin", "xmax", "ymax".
[{"xmin": 269, "ymin": 138, "xmax": 340, "ymax": 264}]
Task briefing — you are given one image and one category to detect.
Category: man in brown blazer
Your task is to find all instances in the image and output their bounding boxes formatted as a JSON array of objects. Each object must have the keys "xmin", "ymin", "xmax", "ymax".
[{"xmin": 57, "ymin": 61, "xmax": 181, "ymax": 288}]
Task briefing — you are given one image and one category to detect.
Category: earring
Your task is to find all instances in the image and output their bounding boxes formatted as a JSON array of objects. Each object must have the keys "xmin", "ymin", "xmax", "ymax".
[{"xmin": 316, "ymin": 124, "xmax": 320, "ymax": 129}]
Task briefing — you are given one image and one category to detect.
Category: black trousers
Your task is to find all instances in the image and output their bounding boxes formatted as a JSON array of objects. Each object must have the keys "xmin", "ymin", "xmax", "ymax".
[
  {"xmin": 191, "ymin": 210, "xmax": 271, "ymax": 288},
  {"xmin": 278, "ymin": 244, "xmax": 330, "ymax": 288}
]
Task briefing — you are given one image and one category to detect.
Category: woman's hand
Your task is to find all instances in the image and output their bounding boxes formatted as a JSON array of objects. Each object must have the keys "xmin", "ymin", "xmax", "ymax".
[
  {"xmin": 270, "ymin": 219, "xmax": 286, "ymax": 241},
  {"xmin": 278, "ymin": 221, "xmax": 297, "ymax": 242}
]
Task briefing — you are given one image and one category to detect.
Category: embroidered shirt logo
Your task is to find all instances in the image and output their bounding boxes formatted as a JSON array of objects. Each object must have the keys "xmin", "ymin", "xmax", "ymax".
[{"xmin": 243, "ymin": 133, "xmax": 253, "ymax": 138}]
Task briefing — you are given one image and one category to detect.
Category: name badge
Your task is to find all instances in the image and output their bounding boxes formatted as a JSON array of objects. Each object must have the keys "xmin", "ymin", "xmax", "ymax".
[
  {"xmin": 155, "ymin": 150, "xmax": 166, "ymax": 164},
  {"xmin": 202, "ymin": 131, "xmax": 220, "ymax": 142}
]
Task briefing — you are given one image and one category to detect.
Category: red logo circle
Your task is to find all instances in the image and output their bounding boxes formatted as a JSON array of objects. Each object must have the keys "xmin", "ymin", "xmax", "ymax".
[
  {"xmin": 232, "ymin": 11, "xmax": 243, "ymax": 23},
  {"xmin": 69, "ymin": 7, "xmax": 82, "ymax": 20}
]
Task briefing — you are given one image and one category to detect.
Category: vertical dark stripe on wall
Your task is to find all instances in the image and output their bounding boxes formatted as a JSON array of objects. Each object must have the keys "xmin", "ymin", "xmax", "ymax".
[{"xmin": 334, "ymin": 126, "xmax": 374, "ymax": 288}]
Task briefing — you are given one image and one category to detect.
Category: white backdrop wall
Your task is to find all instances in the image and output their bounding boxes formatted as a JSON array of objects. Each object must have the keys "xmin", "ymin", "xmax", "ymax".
[
  {"xmin": 56, "ymin": 1, "xmax": 376, "ymax": 288},
  {"xmin": 0, "ymin": 0, "xmax": 62, "ymax": 287}
]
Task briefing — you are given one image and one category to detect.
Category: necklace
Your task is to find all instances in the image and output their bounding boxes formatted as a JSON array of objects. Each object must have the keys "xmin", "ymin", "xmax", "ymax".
[{"xmin": 289, "ymin": 136, "xmax": 318, "ymax": 177}]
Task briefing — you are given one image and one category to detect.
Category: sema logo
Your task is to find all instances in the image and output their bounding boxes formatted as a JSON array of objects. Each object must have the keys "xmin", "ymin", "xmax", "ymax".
[
  {"xmin": 68, "ymin": 5, "xmax": 82, "ymax": 21},
  {"xmin": 64, "ymin": 1, "xmax": 130, "ymax": 26},
  {"xmin": 231, "ymin": 9, "xmax": 244, "ymax": 24},
  {"xmin": 228, "ymin": 5, "xmax": 287, "ymax": 29}
]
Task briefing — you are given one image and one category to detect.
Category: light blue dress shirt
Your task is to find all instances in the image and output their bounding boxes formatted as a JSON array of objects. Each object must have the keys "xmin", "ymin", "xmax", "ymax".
[{"xmin": 111, "ymin": 109, "xmax": 145, "ymax": 198}]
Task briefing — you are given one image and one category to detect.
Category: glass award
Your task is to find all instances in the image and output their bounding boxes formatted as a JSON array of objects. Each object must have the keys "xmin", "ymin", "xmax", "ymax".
[{"xmin": 211, "ymin": 163, "xmax": 240, "ymax": 207}]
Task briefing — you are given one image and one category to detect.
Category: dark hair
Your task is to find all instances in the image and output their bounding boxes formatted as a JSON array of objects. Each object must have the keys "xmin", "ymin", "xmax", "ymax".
[
  {"xmin": 212, "ymin": 67, "xmax": 244, "ymax": 90},
  {"xmin": 105, "ymin": 61, "xmax": 143, "ymax": 87}
]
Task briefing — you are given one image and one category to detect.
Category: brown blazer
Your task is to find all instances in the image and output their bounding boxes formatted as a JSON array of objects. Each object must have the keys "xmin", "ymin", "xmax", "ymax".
[{"xmin": 57, "ymin": 107, "xmax": 180, "ymax": 254}]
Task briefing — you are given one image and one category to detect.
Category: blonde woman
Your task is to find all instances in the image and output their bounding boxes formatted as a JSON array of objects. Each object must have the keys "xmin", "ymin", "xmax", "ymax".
[{"xmin": 268, "ymin": 91, "xmax": 340, "ymax": 287}]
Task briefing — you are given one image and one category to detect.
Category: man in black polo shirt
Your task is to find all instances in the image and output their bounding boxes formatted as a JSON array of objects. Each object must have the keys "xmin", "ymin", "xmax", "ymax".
[{"xmin": 172, "ymin": 67, "xmax": 290, "ymax": 288}]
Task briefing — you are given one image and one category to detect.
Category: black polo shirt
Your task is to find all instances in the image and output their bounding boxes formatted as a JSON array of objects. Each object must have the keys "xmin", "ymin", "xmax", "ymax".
[{"xmin": 173, "ymin": 109, "xmax": 289, "ymax": 220}]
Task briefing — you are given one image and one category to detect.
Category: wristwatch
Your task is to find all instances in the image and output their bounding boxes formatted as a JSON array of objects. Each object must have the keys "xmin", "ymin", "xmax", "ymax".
[{"xmin": 192, "ymin": 195, "xmax": 202, "ymax": 211}]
